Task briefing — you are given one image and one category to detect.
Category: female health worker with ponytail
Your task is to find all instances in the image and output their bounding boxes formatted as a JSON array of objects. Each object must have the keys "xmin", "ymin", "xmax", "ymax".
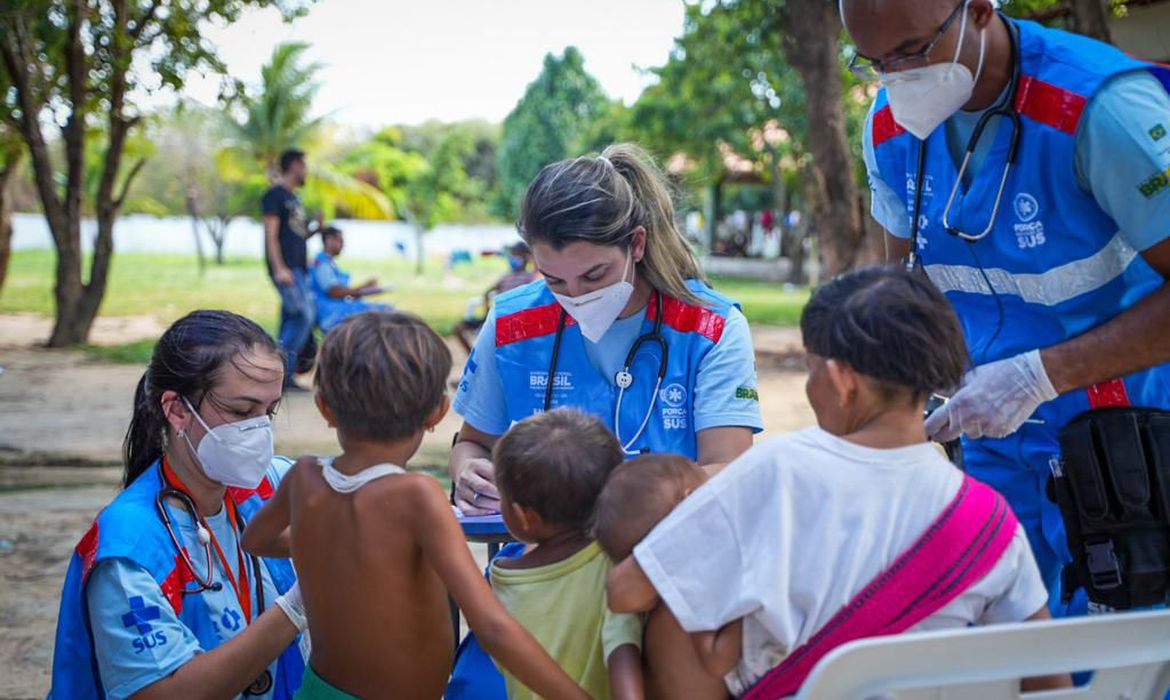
[
  {"xmin": 49, "ymin": 310, "xmax": 308, "ymax": 700},
  {"xmin": 450, "ymin": 143, "xmax": 764, "ymax": 516}
]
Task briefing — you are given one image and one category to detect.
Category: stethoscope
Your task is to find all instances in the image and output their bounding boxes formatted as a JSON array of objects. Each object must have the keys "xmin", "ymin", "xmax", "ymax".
[
  {"xmin": 154, "ymin": 463, "xmax": 275, "ymax": 696},
  {"xmin": 543, "ymin": 291, "xmax": 670, "ymax": 455},
  {"xmin": 907, "ymin": 16, "xmax": 1023, "ymax": 271},
  {"xmin": 154, "ymin": 465, "xmax": 266, "ymax": 612}
]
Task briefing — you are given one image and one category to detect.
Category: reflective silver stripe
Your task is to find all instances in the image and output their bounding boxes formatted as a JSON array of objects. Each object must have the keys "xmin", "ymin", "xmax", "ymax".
[{"xmin": 923, "ymin": 233, "xmax": 1139, "ymax": 307}]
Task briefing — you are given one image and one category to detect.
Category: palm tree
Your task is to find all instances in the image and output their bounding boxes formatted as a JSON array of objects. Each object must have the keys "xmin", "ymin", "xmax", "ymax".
[
  {"xmin": 235, "ymin": 42, "xmax": 325, "ymax": 179},
  {"xmin": 233, "ymin": 42, "xmax": 391, "ymax": 218}
]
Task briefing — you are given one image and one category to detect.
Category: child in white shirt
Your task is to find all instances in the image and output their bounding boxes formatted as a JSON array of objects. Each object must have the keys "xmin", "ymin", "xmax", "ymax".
[{"xmin": 604, "ymin": 267, "xmax": 1070, "ymax": 699}]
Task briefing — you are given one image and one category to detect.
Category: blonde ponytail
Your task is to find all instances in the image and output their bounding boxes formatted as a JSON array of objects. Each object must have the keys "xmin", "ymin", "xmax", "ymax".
[
  {"xmin": 602, "ymin": 144, "xmax": 705, "ymax": 305},
  {"xmin": 517, "ymin": 142, "xmax": 707, "ymax": 306}
]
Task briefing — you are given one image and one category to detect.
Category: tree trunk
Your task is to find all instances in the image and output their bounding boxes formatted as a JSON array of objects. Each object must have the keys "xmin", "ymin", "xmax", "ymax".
[
  {"xmin": 210, "ymin": 217, "xmax": 230, "ymax": 265},
  {"xmin": 0, "ymin": 160, "xmax": 17, "ymax": 294},
  {"xmin": 777, "ymin": 0, "xmax": 879, "ymax": 278},
  {"xmin": 1071, "ymin": 0, "xmax": 1112, "ymax": 42},
  {"xmin": 185, "ymin": 187, "xmax": 207, "ymax": 275}
]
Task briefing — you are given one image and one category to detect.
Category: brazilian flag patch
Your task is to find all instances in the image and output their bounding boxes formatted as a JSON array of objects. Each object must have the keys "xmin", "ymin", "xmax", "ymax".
[
  {"xmin": 735, "ymin": 386, "xmax": 759, "ymax": 402},
  {"xmin": 1152, "ymin": 123, "xmax": 1167, "ymax": 142}
]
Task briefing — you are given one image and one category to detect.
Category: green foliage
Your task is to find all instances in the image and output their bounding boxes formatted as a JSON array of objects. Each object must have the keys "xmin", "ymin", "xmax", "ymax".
[
  {"xmin": 228, "ymin": 42, "xmax": 391, "ymax": 220},
  {"xmin": 628, "ymin": 1, "xmax": 872, "ymax": 196},
  {"xmin": 631, "ymin": 2, "xmax": 802, "ymax": 179},
  {"xmin": 998, "ymin": 0, "xmax": 1133, "ymax": 25},
  {"xmin": 231, "ymin": 42, "xmax": 325, "ymax": 176},
  {"xmin": 494, "ymin": 46, "xmax": 611, "ymax": 218}
]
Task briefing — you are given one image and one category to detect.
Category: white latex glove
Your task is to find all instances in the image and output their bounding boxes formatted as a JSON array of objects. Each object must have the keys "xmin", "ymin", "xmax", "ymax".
[
  {"xmin": 275, "ymin": 582, "xmax": 307, "ymax": 632},
  {"xmin": 925, "ymin": 349, "xmax": 1058, "ymax": 442}
]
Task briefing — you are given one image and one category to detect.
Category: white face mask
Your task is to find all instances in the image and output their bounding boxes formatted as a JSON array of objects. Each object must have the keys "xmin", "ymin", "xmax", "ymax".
[
  {"xmin": 552, "ymin": 250, "xmax": 635, "ymax": 343},
  {"xmin": 182, "ymin": 398, "xmax": 274, "ymax": 489},
  {"xmin": 880, "ymin": 3, "xmax": 987, "ymax": 140}
]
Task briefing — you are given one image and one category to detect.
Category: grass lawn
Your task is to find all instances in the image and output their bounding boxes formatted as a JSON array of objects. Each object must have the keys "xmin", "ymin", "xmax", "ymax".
[{"xmin": 2, "ymin": 250, "xmax": 808, "ymax": 363}]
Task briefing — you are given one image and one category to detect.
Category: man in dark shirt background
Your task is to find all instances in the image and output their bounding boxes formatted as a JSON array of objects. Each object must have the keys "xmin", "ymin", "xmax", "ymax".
[{"xmin": 262, "ymin": 148, "xmax": 319, "ymax": 390}]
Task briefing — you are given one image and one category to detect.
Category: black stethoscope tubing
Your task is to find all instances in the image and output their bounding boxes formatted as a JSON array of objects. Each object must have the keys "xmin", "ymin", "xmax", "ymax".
[
  {"xmin": 155, "ymin": 467, "xmax": 267, "ymax": 614},
  {"xmin": 908, "ymin": 16, "xmax": 1023, "ymax": 268}
]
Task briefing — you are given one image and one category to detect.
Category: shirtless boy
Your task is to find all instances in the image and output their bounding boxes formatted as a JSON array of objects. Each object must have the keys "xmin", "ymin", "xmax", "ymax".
[{"xmin": 243, "ymin": 310, "xmax": 588, "ymax": 700}]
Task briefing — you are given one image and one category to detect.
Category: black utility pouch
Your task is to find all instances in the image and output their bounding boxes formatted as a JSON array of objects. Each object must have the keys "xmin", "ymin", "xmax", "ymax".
[{"xmin": 1050, "ymin": 407, "xmax": 1170, "ymax": 609}]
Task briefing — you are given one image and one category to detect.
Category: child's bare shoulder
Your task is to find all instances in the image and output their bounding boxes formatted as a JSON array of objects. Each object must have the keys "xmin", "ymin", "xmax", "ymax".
[
  {"xmin": 289, "ymin": 454, "xmax": 322, "ymax": 480},
  {"xmin": 365, "ymin": 472, "xmax": 449, "ymax": 512},
  {"xmin": 369, "ymin": 471, "xmax": 445, "ymax": 498}
]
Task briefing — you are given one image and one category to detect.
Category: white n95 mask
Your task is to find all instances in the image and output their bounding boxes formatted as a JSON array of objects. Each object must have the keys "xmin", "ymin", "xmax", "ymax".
[
  {"xmin": 182, "ymin": 398, "xmax": 274, "ymax": 489},
  {"xmin": 881, "ymin": 3, "xmax": 987, "ymax": 140},
  {"xmin": 552, "ymin": 251, "xmax": 636, "ymax": 343}
]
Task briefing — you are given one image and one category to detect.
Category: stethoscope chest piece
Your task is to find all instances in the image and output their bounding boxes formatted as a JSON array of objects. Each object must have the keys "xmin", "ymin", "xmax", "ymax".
[{"xmin": 615, "ymin": 370, "xmax": 634, "ymax": 390}]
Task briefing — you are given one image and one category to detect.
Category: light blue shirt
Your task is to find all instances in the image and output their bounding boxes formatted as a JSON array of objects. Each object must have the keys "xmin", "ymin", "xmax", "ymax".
[
  {"xmin": 86, "ymin": 504, "xmax": 280, "ymax": 700},
  {"xmin": 453, "ymin": 303, "xmax": 763, "ymax": 437},
  {"xmin": 864, "ymin": 71, "xmax": 1170, "ymax": 253},
  {"xmin": 310, "ymin": 252, "xmax": 346, "ymax": 294}
]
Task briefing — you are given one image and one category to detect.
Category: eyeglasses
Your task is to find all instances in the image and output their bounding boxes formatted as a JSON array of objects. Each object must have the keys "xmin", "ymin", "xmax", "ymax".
[{"xmin": 848, "ymin": 0, "xmax": 967, "ymax": 82}]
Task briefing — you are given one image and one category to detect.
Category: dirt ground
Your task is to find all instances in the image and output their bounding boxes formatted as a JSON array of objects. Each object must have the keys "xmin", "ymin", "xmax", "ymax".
[{"xmin": 0, "ymin": 314, "xmax": 814, "ymax": 699}]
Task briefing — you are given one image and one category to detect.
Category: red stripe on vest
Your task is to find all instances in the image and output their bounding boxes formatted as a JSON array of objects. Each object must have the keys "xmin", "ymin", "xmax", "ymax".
[
  {"xmin": 648, "ymin": 294, "xmax": 726, "ymax": 344},
  {"xmin": 227, "ymin": 476, "xmax": 274, "ymax": 506},
  {"xmin": 159, "ymin": 552, "xmax": 196, "ymax": 614},
  {"xmin": 495, "ymin": 302, "xmax": 576, "ymax": 346},
  {"xmin": 1015, "ymin": 75, "xmax": 1087, "ymax": 136},
  {"xmin": 76, "ymin": 521, "xmax": 100, "ymax": 581},
  {"xmin": 1087, "ymin": 378, "xmax": 1131, "ymax": 409},
  {"xmin": 872, "ymin": 105, "xmax": 905, "ymax": 148}
]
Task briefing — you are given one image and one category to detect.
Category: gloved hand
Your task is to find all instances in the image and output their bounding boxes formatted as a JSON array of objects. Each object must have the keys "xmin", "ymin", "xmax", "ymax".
[
  {"xmin": 925, "ymin": 349, "xmax": 1058, "ymax": 442},
  {"xmin": 275, "ymin": 582, "xmax": 307, "ymax": 632}
]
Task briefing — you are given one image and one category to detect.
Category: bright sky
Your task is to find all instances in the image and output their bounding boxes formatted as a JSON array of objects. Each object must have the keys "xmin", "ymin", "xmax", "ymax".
[{"xmin": 179, "ymin": 0, "xmax": 687, "ymax": 128}]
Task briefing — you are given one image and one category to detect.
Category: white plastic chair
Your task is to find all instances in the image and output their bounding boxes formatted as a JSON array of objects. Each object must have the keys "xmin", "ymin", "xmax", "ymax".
[{"xmin": 795, "ymin": 609, "xmax": 1170, "ymax": 699}]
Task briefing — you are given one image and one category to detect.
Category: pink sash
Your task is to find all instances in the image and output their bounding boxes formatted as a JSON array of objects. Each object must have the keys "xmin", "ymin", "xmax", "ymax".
[{"xmin": 740, "ymin": 476, "xmax": 1019, "ymax": 700}]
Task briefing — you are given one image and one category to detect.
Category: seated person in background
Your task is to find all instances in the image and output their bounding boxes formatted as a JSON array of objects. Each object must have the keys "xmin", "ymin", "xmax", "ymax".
[
  {"xmin": 491, "ymin": 408, "xmax": 643, "ymax": 700},
  {"xmin": 605, "ymin": 267, "xmax": 1071, "ymax": 700},
  {"xmin": 453, "ymin": 242, "xmax": 537, "ymax": 353},
  {"xmin": 242, "ymin": 311, "xmax": 589, "ymax": 700},
  {"xmin": 310, "ymin": 226, "xmax": 392, "ymax": 332}
]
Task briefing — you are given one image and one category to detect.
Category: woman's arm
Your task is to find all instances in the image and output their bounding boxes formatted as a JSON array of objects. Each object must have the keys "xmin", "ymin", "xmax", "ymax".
[
  {"xmin": 696, "ymin": 426, "xmax": 753, "ymax": 476},
  {"xmin": 449, "ymin": 421, "xmax": 502, "ymax": 515},
  {"xmin": 690, "ymin": 618, "xmax": 743, "ymax": 679},
  {"xmin": 607, "ymin": 556, "xmax": 660, "ymax": 614},
  {"xmin": 130, "ymin": 605, "xmax": 299, "ymax": 700},
  {"xmin": 241, "ymin": 459, "xmax": 301, "ymax": 558},
  {"xmin": 608, "ymin": 644, "xmax": 644, "ymax": 700},
  {"xmin": 410, "ymin": 476, "xmax": 589, "ymax": 700}
]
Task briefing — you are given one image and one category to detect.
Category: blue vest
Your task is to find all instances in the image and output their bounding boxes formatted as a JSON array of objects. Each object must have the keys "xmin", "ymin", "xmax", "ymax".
[
  {"xmin": 492, "ymin": 279, "xmax": 739, "ymax": 459},
  {"xmin": 871, "ymin": 18, "xmax": 1170, "ymax": 426},
  {"xmin": 48, "ymin": 459, "xmax": 305, "ymax": 699}
]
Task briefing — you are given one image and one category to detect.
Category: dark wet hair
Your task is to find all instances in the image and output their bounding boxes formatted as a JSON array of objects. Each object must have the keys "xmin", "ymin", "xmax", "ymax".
[
  {"xmin": 123, "ymin": 310, "xmax": 281, "ymax": 487},
  {"xmin": 801, "ymin": 267, "xmax": 967, "ymax": 401},
  {"xmin": 493, "ymin": 408, "xmax": 624, "ymax": 531},
  {"xmin": 315, "ymin": 310, "xmax": 451, "ymax": 442},
  {"xmin": 321, "ymin": 225, "xmax": 342, "ymax": 242},
  {"xmin": 517, "ymin": 143, "xmax": 705, "ymax": 306},
  {"xmin": 280, "ymin": 148, "xmax": 305, "ymax": 173}
]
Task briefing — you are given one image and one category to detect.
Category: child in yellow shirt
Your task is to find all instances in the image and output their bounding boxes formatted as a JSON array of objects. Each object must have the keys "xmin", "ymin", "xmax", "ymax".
[{"xmin": 492, "ymin": 408, "xmax": 644, "ymax": 700}]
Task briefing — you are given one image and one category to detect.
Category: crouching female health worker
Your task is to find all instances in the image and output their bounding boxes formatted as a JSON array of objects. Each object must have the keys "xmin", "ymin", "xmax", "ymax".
[
  {"xmin": 49, "ymin": 310, "xmax": 308, "ymax": 700},
  {"xmin": 449, "ymin": 143, "xmax": 765, "ymax": 516}
]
